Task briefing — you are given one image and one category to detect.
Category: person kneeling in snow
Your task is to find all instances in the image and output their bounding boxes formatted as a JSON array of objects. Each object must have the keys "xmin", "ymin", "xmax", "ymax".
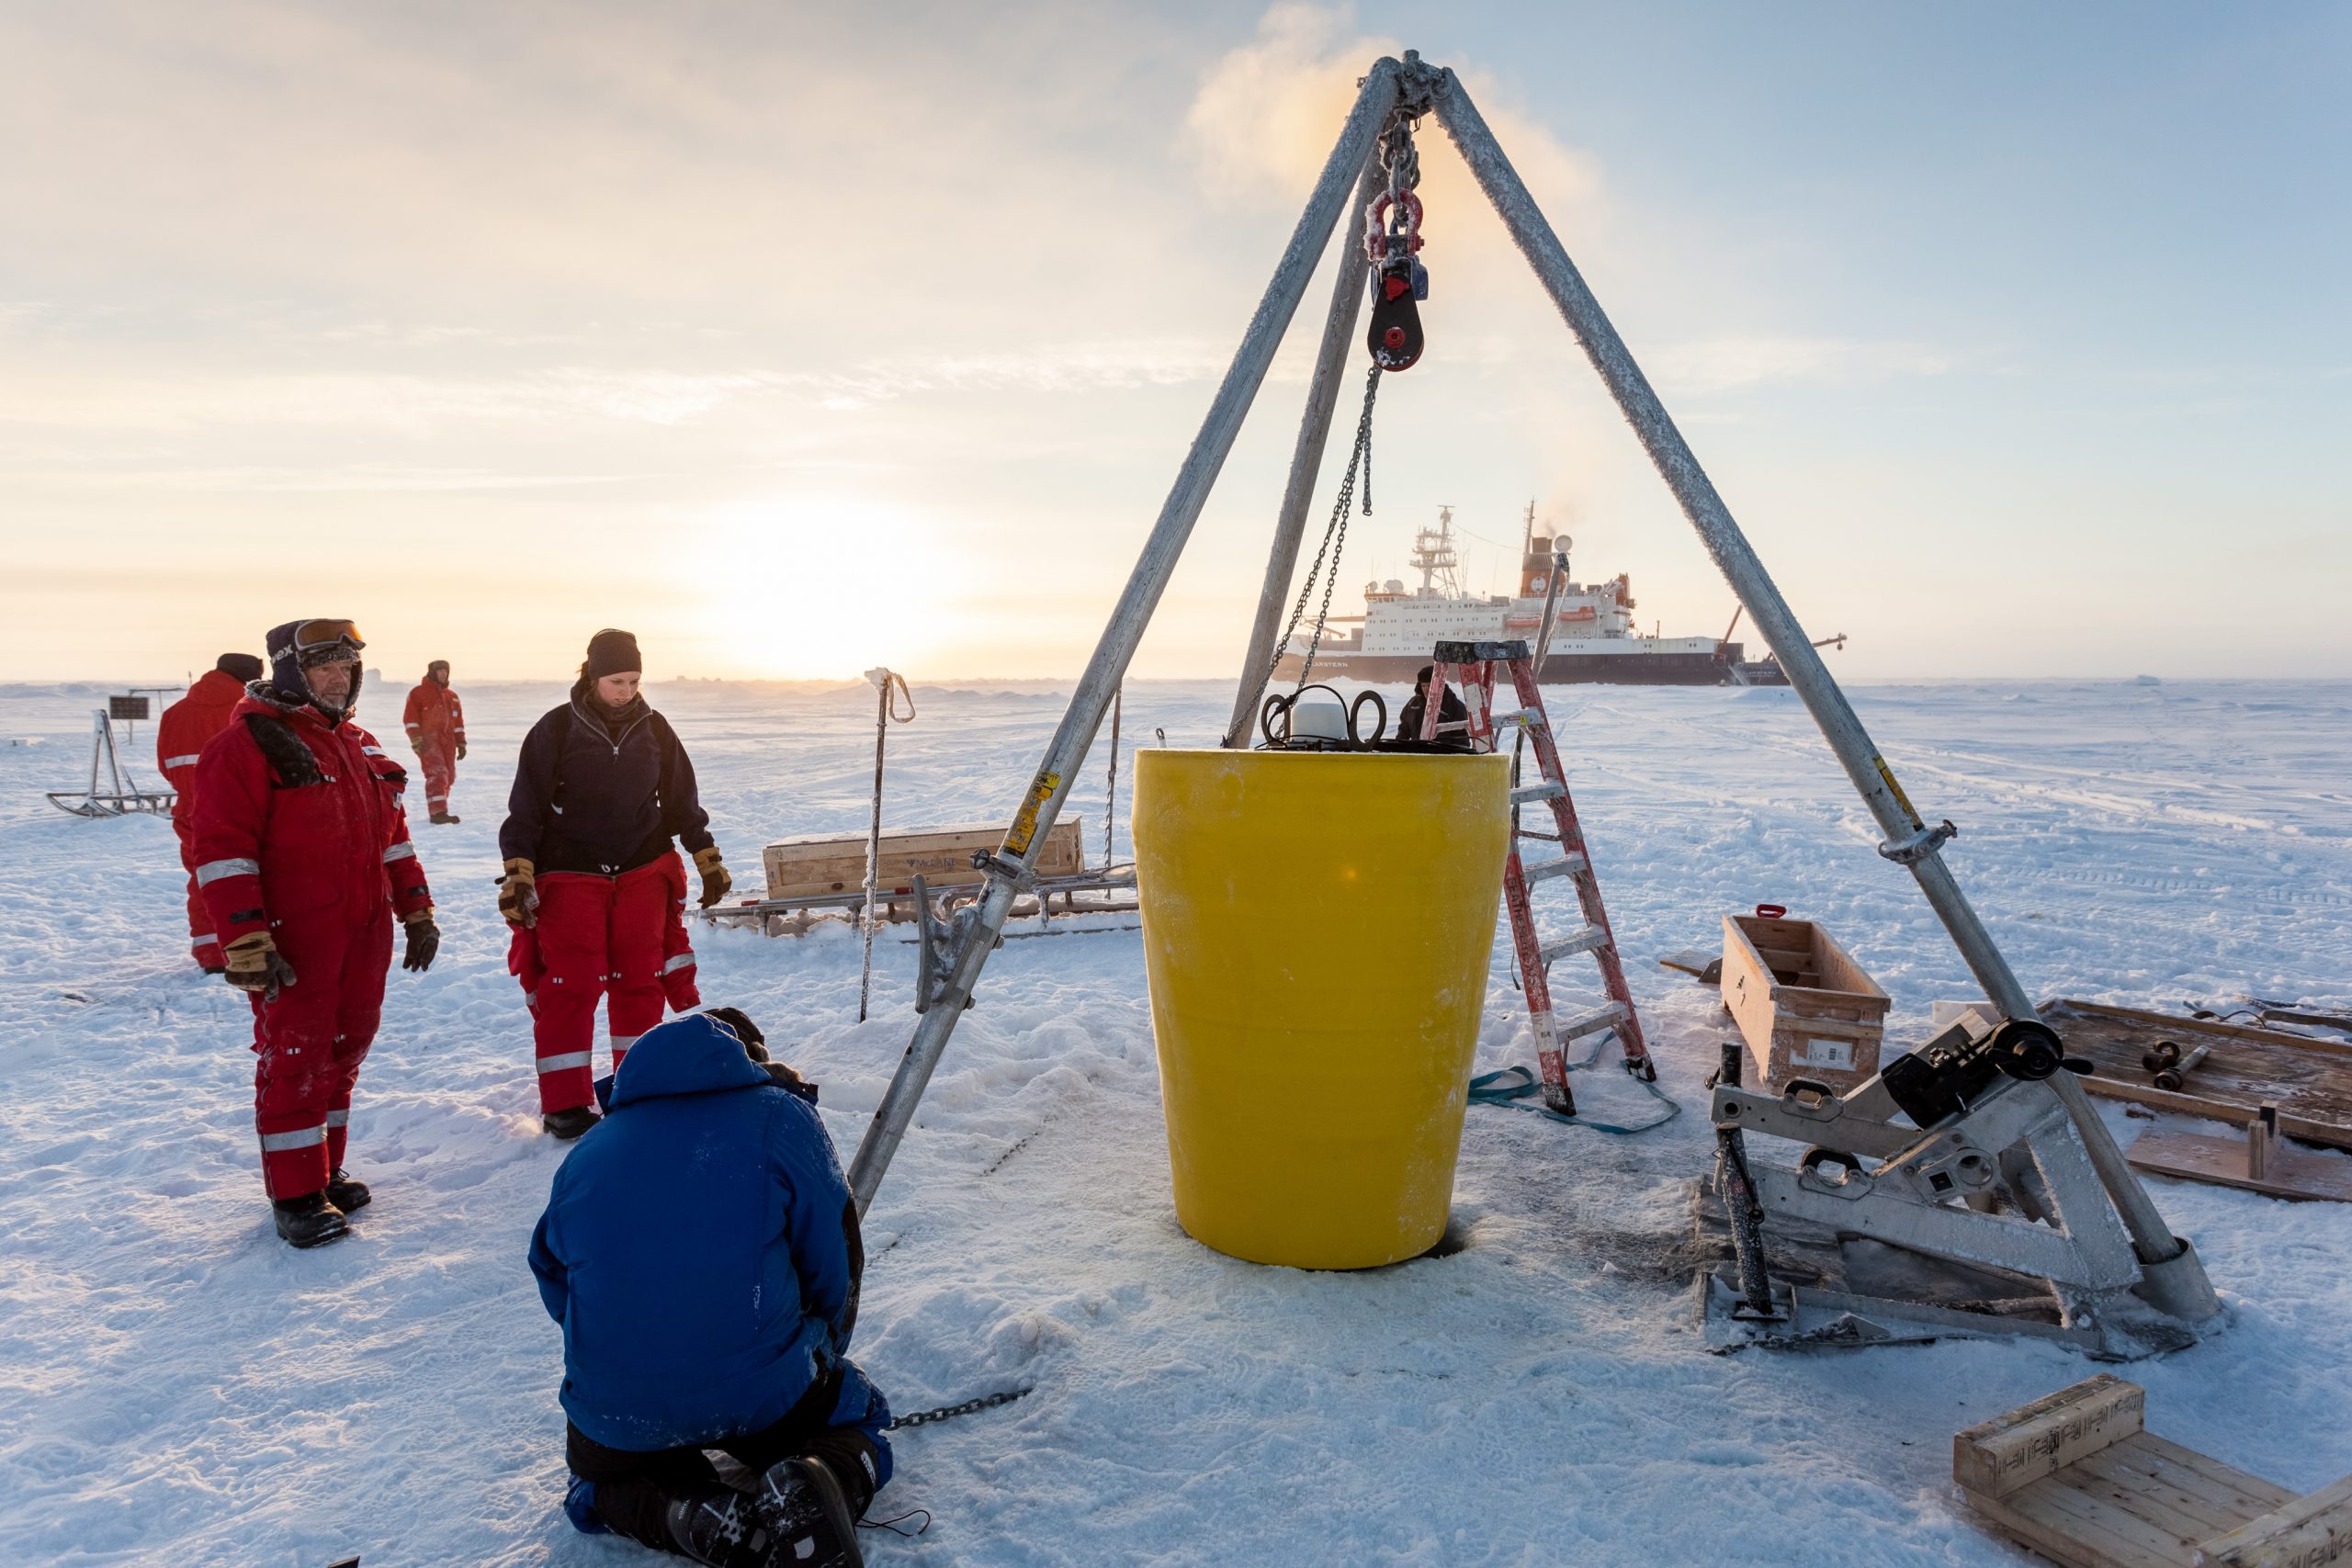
[{"xmin": 529, "ymin": 1009, "xmax": 889, "ymax": 1568}]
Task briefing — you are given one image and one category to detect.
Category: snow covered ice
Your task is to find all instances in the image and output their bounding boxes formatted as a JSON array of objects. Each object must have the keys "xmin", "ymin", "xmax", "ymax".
[{"xmin": 2, "ymin": 676, "xmax": 2349, "ymax": 1565}]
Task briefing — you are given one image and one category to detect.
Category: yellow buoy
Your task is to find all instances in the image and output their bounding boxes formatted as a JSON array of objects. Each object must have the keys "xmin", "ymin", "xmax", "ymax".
[{"xmin": 1131, "ymin": 748, "xmax": 1510, "ymax": 1269}]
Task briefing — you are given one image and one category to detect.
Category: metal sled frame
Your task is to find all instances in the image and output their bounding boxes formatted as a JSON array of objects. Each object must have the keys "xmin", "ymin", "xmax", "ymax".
[
  {"xmin": 839, "ymin": 51, "xmax": 2220, "ymax": 1348},
  {"xmin": 46, "ymin": 709, "xmax": 175, "ymax": 818},
  {"xmin": 1702, "ymin": 1013, "xmax": 2206, "ymax": 1359}
]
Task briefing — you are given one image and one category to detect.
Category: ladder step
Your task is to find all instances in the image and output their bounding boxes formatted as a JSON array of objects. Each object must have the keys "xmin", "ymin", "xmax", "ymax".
[
  {"xmin": 1536, "ymin": 926, "xmax": 1610, "ymax": 964},
  {"xmin": 1521, "ymin": 852, "xmax": 1586, "ymax": 885},
  {"xmin": 1509, "ymin": 781, "xmax": 1566, "ymax": 806},
  {"xmin": 1559, "ymin": 1001, "xmax": 1630, "ymax": 1041}
]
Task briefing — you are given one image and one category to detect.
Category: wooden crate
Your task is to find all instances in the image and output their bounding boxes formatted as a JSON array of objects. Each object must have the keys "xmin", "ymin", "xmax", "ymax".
[
  {"xmin": 1953, "ymin": 1374, "xmax": 2352, "ymax": 1567},
  {"xmin": 762, "ymin": 818, "xmax": 1085, "ymax": 901},
  {"xmin": 1720, "ymin": 910, "xmax": 1891, "ymax": 1090}
]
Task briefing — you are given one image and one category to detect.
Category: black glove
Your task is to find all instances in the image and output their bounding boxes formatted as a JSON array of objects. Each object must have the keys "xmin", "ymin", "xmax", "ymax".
[
  {"xmin": 401, "ymin": 911, "xmax": 440, "ymax": 973},
  {"xmin": 456, "ymin": 740, "xmax": 468, "ymax": 761}
]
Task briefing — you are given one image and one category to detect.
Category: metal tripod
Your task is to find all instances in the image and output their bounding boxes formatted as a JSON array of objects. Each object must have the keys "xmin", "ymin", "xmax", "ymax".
[{"xmin": 840, "ymin": 50, "xmax": 2217, "ymax": 1342}]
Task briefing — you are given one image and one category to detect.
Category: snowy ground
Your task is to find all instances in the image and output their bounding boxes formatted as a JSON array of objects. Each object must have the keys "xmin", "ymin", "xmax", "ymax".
[{"xmin": 2, "ymin": 675, "xmax": 2348, "ymax": 1567}]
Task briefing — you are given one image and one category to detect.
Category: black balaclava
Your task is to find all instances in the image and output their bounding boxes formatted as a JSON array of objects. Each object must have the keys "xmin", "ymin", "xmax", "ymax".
[
  {"xmin": 216, "ymin": 652, "xmax": 265, "ymax": 683},
  {"xmin": 262, "ymin": 619, "xmax": 366, "ymax": 723}
]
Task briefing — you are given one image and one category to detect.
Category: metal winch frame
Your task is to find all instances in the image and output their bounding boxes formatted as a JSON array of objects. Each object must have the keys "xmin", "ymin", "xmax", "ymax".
[
  {"xmin": 838, "ymin": 50, "xmax": 2219, "ymax": 1351},
  {"xmin": 1702, "ymin": 1013, "xmax": 2208, "ymax": 1359}
]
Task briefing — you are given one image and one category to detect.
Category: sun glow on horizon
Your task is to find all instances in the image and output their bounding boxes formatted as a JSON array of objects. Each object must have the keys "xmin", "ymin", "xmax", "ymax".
[{"xmin": 697, "ymin": 494, "xmax": 955, "ymax": 679}]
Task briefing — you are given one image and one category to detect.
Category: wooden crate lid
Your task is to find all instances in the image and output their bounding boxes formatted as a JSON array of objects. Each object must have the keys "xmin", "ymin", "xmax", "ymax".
[{"xmin": 766, "ymin": 818, "xmax": 1081, "ymax": 853}]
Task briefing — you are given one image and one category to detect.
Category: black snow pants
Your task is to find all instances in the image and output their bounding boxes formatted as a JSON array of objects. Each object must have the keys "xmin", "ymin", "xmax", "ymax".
[{"xmin": 567, "ymin": 1367, "xmax": 881, "ymax": 1552}]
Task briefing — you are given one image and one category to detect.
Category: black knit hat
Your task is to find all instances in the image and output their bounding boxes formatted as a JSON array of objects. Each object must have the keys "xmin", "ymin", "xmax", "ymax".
[
  {"xmin": 216, "ymin": 652, "xmax": 264, "ymax": 682},
  {"xmin": 584, "ymin": 628, "xmax": 642, "ymax": 681}
]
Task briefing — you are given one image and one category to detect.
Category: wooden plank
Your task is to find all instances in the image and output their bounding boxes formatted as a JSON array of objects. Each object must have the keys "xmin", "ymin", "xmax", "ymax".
[
  {"xmin": 1964, "ymin": 1487, "xmax": 2158, "ymax": 1568},
  {"xmin": 2194, "ymin": 1473, "xmax": 2352, "ymax": 1566},
  {"xmin": 763, "ymin": 818, "xmax": 1083, "ymax": 898},
  {"xmin": 1984, "ymin": 1472, "xmax": 2205, "ymax": 1567},
  {"xmin": 2082, "ymin": 1440, "xmax": 2281, "ymax": 1536},
  {"xmin": 2133, "ymin": 1437, "xmax": 2301, "ymax": 1518},
  {"xmin": 1957, "ymin": 1376, "xmax": 2145, "ymax": 1499},
  {"xmin": 2073, "ymin": 1443, "xmax": 2268, "ymax": 1545},
  {"xmin": 2129, "ymin": 1132, "xmax": 2352, "ymax": 1204},
  {"xmin": 2043, "ymin": 999, "xmax": 2352, "ymax": 1153}
]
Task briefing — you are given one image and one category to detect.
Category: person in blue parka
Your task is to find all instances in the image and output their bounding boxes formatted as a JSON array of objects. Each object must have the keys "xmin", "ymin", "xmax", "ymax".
[{"xmin": 529, "ymin": 1008, "xmax": 889, "ymax": 1568}]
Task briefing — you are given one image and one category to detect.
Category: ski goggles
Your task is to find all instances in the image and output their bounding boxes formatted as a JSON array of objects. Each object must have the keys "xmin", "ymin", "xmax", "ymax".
[{"xmin": 290, "ymin": 618, "xmax": 366, "ymax": 661}]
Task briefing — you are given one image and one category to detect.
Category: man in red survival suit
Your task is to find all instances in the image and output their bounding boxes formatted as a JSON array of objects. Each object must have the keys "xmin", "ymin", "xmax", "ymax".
[
  {"xmin": 157, "ymin": 651, "xmax": 264, "ymax": 971},
  {"xmin": 190, "ymin": 619, "xmax": 442, "ymax": 1249},
  {"xmin": 402, "ymin": 659, "xmax": 467, "ymax": 823}
]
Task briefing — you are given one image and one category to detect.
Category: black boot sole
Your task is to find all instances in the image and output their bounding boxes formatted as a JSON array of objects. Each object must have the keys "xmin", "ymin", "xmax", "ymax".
[
  {"xmin": 757, "ymin": 1458, "xmax": 864, "ymax": 1568},
  {"xmin": 274, "ymin": 1215, "xmax": 351, "ymax": 1249}
]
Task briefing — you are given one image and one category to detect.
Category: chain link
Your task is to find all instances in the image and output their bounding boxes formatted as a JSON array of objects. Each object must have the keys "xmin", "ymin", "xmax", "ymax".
[
  {"xmin": 1260, "ymin": 362, "xmax": 1382, "ymax": 701},
  {"xmin": 1380, "ymin": 115, "xmax": 1420, "ymax": 202},
  {"xmin": 884, "ymin": 1386, "xmax": 1032, "ymax": 1430}
]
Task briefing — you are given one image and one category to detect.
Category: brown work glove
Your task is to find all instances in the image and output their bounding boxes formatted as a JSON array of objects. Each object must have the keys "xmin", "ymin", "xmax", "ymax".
[
  {"xmin": 456, "ymin": 740, "xmax": 467, "ymax": 761},
  {"xmin": 499, "ymin": 858, "xmax": 537, "ymax": 928},
  {"xmin": 693, "ymin": 845, "xmax": 732, "ymax": 909},
  {"xmin": 223, "ymin": 931, "xmax": 298, "ymax": 1002},
  {"xmin": 401, "ymin": 908, "xmax": 440, "ymax": 973}
]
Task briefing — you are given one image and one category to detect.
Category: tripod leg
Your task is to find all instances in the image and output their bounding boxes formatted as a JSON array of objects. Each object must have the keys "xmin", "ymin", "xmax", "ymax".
[
  {"xmin": 1222, "ymin": 156, "xmax": 1382, "ymax": 750},
  {"xmin": 1430, "ymin": 70, "xmax": 2206, "ymax": 1310}
]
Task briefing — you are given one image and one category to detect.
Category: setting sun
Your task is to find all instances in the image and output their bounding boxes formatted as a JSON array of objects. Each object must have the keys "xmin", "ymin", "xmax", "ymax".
[{"xmin": 699, "ymin": 494, "xmax": 952, "ymax": 677}]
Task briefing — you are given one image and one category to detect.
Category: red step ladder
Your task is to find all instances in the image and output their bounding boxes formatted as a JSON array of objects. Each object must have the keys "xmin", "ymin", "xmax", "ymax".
[{"xmin": 1423, "ymin": 639, "xmax": 1654, "ymax": 1113}]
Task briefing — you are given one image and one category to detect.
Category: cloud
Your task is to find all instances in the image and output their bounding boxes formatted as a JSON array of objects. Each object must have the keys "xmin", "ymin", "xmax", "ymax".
[{"xmin": 1183, "ymin": 7, "xmax": 1602, "ymax": 236}]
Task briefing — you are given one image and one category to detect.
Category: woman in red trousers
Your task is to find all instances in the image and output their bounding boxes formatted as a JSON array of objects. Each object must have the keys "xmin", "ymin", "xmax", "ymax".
[{"xmin": 498, "ymin": 629, "xmax": 734, "ymax": 1138}]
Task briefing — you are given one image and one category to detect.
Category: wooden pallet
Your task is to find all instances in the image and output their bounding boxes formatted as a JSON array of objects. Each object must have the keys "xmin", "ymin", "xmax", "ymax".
[
  {"xmin": 1954, "ymin": 1375, "xmax": 2352, "ymax": 1567},
  {"xmin": 2127, "ymin": 1102, "xmax": 2352, "ymax": 1203},
  {"xmin": 2041, "ymin": 998, "xmax": 2352, "ymax": 1154}
]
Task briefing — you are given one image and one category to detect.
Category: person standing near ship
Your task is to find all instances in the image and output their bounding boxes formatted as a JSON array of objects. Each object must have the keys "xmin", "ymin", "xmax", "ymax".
[{"xmin": 499, "ymin": 629, "xmax": 735, "ymax": 1139}]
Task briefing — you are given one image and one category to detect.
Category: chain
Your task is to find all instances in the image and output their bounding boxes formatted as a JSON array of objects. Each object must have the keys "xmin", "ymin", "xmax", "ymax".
[
  {"xmin": 1380, "ymin": 114, "xmax": 1420, "ymax": 202},
  {"xmin": 884, "ymin": 1386, "xmax": 1032, "ymax": 1430},
  {"xmin": 1260, "ymin": 362, "xmax": 1382, "ymax": 699}
]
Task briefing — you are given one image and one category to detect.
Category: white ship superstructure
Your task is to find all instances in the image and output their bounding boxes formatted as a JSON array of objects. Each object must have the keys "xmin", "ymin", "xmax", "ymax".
[{"xmin": 1276, "ymin": 504, "xmax": 1781, "ymax": 686}]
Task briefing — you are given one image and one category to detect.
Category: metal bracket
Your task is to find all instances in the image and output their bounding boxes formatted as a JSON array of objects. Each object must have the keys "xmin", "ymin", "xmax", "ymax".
[
  {"xmin": 968, "ymin": 850, "xmax": 1034, "ymax": 887},
  {"xmin": 911, "ymin": 874, "xmax": 993, "ymax": 1016},
  {"xmin": 1877, "ymin": 818, "xmax": 1959, "ymax": 865}
]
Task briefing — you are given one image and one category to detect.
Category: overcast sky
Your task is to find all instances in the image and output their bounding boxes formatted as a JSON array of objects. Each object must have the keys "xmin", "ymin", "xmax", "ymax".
[{"xmin": 3, "ymin": 1, "xmax": 2346, "ymax": 683}]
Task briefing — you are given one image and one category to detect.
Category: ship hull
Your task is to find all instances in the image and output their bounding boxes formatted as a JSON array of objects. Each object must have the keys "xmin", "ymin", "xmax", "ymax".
[{"xmin": 1277, "ymin": 648, "xmax": 1779, "ymax": 687}]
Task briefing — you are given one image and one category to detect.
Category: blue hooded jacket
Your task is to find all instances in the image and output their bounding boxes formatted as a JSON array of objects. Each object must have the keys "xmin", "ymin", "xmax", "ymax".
[{"xmin": 528, "ymin": 1015, "xmax": 889, "ymax": 1471}]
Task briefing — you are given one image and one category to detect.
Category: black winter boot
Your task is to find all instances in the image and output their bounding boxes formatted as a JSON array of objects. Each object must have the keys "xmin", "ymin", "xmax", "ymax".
[
  {"xmin": 543, "ymin": 1106, "xmax": 598, "ymax": 1141},
  {"xmin": 756, "ymin": 1457, "xmax": 864, "ymax": 1568},
  {"xmin": 272, "ymin": 1192, "xmax": 350, "ymax": 1249},
  {"xmin": 663, "ymin": 1487, "xmax": 775, "ymax": 1567},
  {"xmin": 324, "ymin": 1168, "xmax": 371, "ymax": 1213},
  {"xmin": 430, "ymin": 811, "xmax": 460, "ymax": 824}
]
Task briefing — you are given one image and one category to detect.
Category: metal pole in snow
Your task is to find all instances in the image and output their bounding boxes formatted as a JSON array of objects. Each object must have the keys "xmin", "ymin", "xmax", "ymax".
[
  {"xmin": 845, "ymin": 59, "xmax": 1408, "ymax": 1213},
  {"xmin": 1103, "ymin": 684, "xmax": 1122, "ymax": 869},
  {"xmin": 1222, "ymin": 155, "xmax": 1383, "ymax": 750},
  {"xmin": 1429, "ymin": 67, "xmax": 2196, "ymax": 1280},
  {"xmin": 856, "ymin": 673, "xmax": 891, "ymax": 1023}
]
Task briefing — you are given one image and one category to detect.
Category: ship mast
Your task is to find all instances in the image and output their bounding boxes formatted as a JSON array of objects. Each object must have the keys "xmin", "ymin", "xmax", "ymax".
[{"xmin": 1409, "ymin": 505, "xmax": 1461, "ymax": 597}]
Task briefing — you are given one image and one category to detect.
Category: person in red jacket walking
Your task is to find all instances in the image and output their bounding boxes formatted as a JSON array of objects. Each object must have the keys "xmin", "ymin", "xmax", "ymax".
[
  {"xmin": 157, "ymin": 652, "xmax": 264, "ymax": 971},
  {"xmin": 402, "ymin": 660, "xmax": 467, "ymax": 824},
  {"xmin": 191, "ymin": 618, "xmax": 441, "ymax": 1248},
  {"xmin": 499, "ymin": 629, "xmax": 730, "ymax": 1140}
]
